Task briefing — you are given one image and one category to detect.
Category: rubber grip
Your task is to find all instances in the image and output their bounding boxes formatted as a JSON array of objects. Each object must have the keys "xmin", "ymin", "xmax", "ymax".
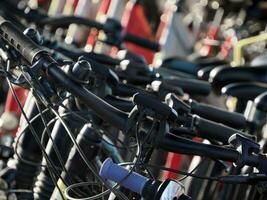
[
  {"xmin": 193, "ymin": 116, "xmax": 250, "ymax": 144},
  {"xmin": 112, "ymin": 83, "xmax": 146, "ymax": 97},
  {"xmin": 0, "ymin": 16, "xmax": 44, "ymax": 64},
  {"xmin": 255, "ymin": 91, "xmax": 267, "ymax": 112},
  {"xmin": 100, "ymin": 158, "xmax": 148, "ymax": 194},
  {"xmin": 190, "ymin": 100, "xmax": 246, "ymax": 129},
  {"xmin": 163, "ymin": 77, "xmax": 211, "ymax": 96},
  {"xmin": 104, "ymin": 95, "xmax": 134, "ymax": 112},
  {"xmin": 133, "ymin": 93, "xmax": 177, "ymax": 121}
]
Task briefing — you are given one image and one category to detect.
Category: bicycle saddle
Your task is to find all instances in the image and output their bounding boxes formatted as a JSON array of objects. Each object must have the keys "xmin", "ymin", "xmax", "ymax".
[
  {"xmin": 198, "ymin": 65, "xmax": 229, "ymax": 81},
  {"xmin": 210, "ymin": 65, "xmax": 267, "ymax": 92},
  {"xmin": 255, "ymin": 91, "xmax": 267, "ymax": 112},
  {"xmin": 161, "ymin": 56, "xmax": 227, "ymax": 75},
  {"xmin": 221, "ymin": 82, "xmax": 267, "ymax": 101}
]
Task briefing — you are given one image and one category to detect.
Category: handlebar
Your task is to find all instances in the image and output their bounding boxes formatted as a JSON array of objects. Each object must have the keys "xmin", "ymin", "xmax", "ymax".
[
  {"xmin": 39, "ymin": 16, "xmax": 105, "ymax": 30},
  {"xmin": 163, "ymin": 77, "xmax": 211, "ymax": 96},
  {"xmin": 0, "ymin": 16, "xmax": 44, "ymax": 64},
  {"xmin": 193, "ymin": 116, "xmax": 252, "ymax": 144},
  {"xmin": 166, "ymin": 94, "xmax": 246, "ymax": 129},
  {"xmin": 0, "ymin": 16, "xmax": 262, "ymax": 168},
  {"xmin": 104, "ymin": 95, "xmax": 134, "ymax": 112},
  {"xmin": 112, "ymin": 83, "xmax": 147, "ymax": 97},
  {"xmin": 190, "ymin": 100, "xmax": 247, "ymax": 129},
  {"xmin": 160, "ymin": 134, "xmax": 259, "ymax": 167},
  {"xmin": 0, "ymin": 17, "xmax": 128, "ymax": 130},
  {"xmin": 38, "ymin": 16, "xmax": 160, "ymax": 51},
  {"xmin": 133, "ymin": 93, "xmax": 178, "ymax": 121},
  {"xmin": 14, "ymin": 5, "xmax": 160, "ymax": 52},
  {"xmin": 47, "ymin": 61, "xmax": 128, "ymax": 130},
  {"xmin": 43, "ymin": 61, "xmax": 259, "ymax": 163}
]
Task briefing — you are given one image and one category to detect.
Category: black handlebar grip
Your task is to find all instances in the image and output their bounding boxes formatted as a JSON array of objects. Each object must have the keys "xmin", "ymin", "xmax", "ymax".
[
  {"xmin": 112, "ymin": 83, "xmax": 147, "ymax": 97},
  {"xmin": 39, "ymin": 16, "xmax": 105, "ymax": 30},
  {"xmin": 193, "ymin": 116, "xmax": 252, "ymax": 144},
  {"xmin": 104, "ymin": 95, "xmax": 134, "ymax": 112},
  {"xmin": 47, "ymin": 63, "xmax": 128, "ymax": 130},
  {"xmin": 0, "ymin": 17, "xmax": 128, "ymax": 131},
  {"xmin": 124, "ymin": 33, "xmax": 160, "ymax": 52},
  {"xmin": 190, "ymin": 100, "xmax": 246, "ymax": 129},
  {"xmin": 160, "ymin": 134, "xmax": 240, "ymax": 163},
  {"xmin": 0, "ymin": 16, "xmax": 44, "ymax": 64},
  {"xmin": 163, "ymin": 77, "xmax": 211, "ymax": 96},
  {"xmin": 133, "ymin": 93, "xmax": 177, "ymax": 121}
]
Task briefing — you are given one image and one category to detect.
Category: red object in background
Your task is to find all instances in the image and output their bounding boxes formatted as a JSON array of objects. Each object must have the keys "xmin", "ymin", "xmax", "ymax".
[
  {"xmin": 3, "ymin": 87, "xmax": 28, "ymax": 136},
  {"xmin": 98, "ymin": 0, "xmax": 111, "ymax": 14},
  {"xmin": 86, "ymin": 0, "xmax": 111, "ymax": 47},
  {"xmin": 64, "ymin": 0, "xmax": 79, "ymax": 12},
  {"xmin": 156, "ymin": 5, "xmax": 184, "ymax": 180},
  {"xmin": 220, "ymin": 35, "xmax": 233, "ymax": 59},
  {"xmin": 163, "ymin": 152, "xmax": 182, "ymax": 179},
  {"xmin": 71, "ymin": 0, "xmax": 79, "ymax": 11},
  {"xmin": 63, "ymin": 0, "xmax": 79, "ymax": 15},
  {"xmin": 162, "ymin": 137, "xmax": 203, "ymax": 180},
  {"xmin": 155, "ymin": 3, "xmax": 173, "ymax": 42},
  {"xmin": 5, "ymin": 87, "xmax": 28, "ymax": 117},
  {"xmin": 200, "ymin": 27, "xmax": 219, "ymax": 57},
  {"xmin": 121, "ymin": 1, "xmax": 155, "ymax": 64},
  {"xmin": 38, "ymin": 0, "xmax": 48, "ymax": 4}
]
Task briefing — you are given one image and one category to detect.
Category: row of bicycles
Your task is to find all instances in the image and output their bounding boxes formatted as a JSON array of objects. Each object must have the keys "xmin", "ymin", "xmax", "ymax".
[{"xmin": 0, "ymin": 0, "xmax": 267, "ymax": 199}]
